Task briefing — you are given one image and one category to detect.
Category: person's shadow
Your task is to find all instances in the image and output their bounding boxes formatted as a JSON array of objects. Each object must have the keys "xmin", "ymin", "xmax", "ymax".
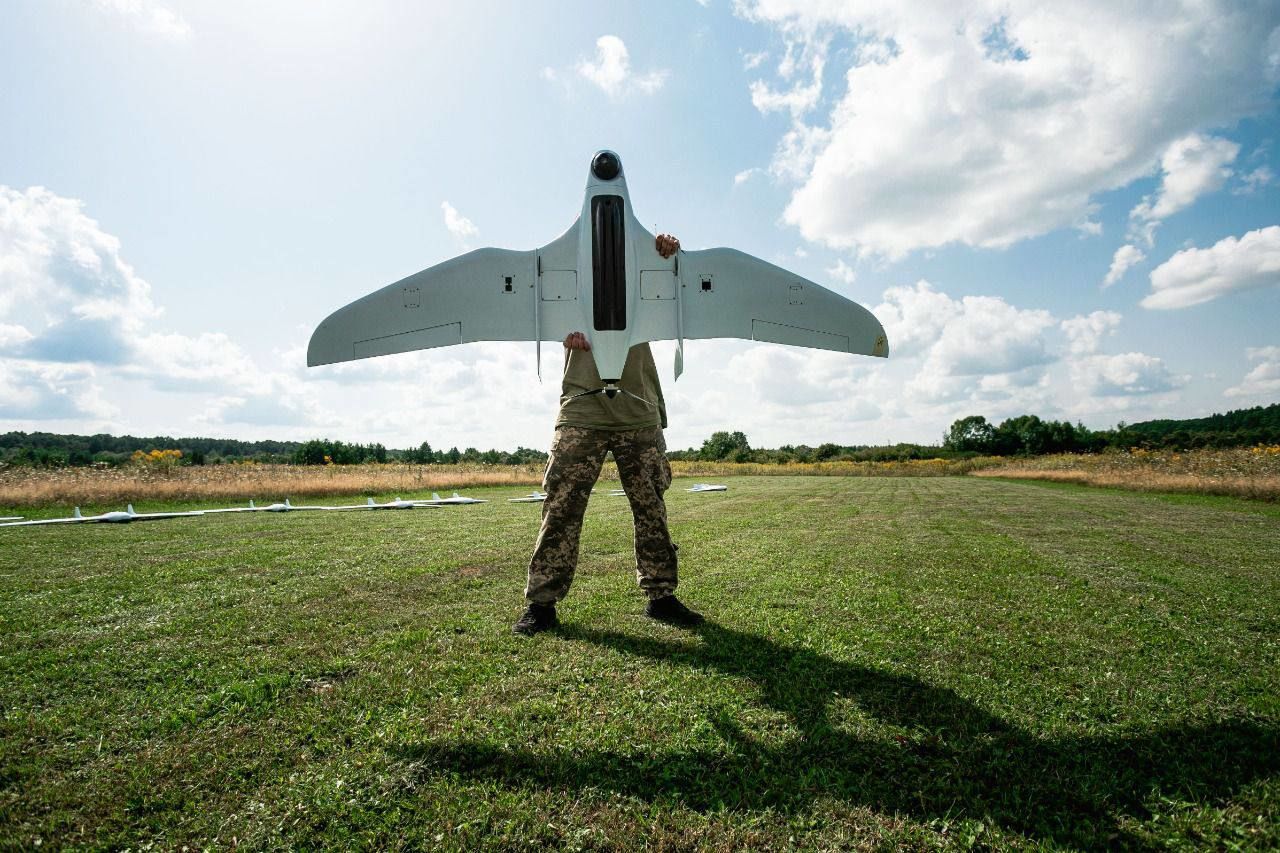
[{"xmin": 397, "ymin": 621, "xmax": 1278, "ymax": 849}]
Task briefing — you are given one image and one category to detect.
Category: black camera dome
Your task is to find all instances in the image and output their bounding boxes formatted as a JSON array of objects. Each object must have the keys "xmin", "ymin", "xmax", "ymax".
[{"xmin": 591, "ymin": 151, "xmax": 621, "ymax": 181}]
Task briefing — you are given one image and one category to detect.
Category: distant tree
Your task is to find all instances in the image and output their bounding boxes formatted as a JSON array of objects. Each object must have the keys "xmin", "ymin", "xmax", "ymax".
[
  {"xmin": 814, "ymin": 442, "xmax": 842, "ymax": 461},
  {"xmin": 944, "ymin": 415, "xmax": 997, "ymax": 453},
  {"xmin": 993, "ymin": 415, "xmax": 1049, "ymax": 456},
  {"xmin": 699, "ymin": 431, "xmax": 751, "ymax": 462}
]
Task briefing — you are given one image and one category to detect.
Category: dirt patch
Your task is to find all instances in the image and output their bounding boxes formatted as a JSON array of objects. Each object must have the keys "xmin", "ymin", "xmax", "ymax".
[{"xmin": 456, "ymin": 564, "xmax": 500, "ymax": 579}]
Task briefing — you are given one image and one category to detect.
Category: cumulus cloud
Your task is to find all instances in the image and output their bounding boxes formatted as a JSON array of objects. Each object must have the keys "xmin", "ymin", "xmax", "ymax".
[
  {"xmin": 0, "ymin": 184, "xmax": 326, "ymax": 434},
  {"xmin": 440, "ymin": 201, "xmax": 479, "ymax": 247},
  {"xmin": 90, "ymin": 0, "xmax": 191, "ymax": 41},
  {"xmin": 1128, "ymin": 134, "xmax": 1240, "ymax": 245},
  {"xmin": 871, "ymin": 280, "xmax": 1057, "ymax": 405},
  {"xmin": 726, "ymin": 345, "xmax": 879, "ymax": 412},
  {"xmin": 1103, "ymin": 244, "xmax": 1145, "ymax": 288},
  {"xmin": 749, "ymin": 37, "xmax": 826, "ymax": 119},
  {"xmin": 0, "ymin": 362, "xmax": 115, "ymax": 420},
  {"xmin": 1224, "ymin": 346, "xmax": 1280, "ymax": 399},
  {"xmin": 575, "ymin": 35, "xmax": 669, "ymax": 97},
  {"xmin": 873, "ymin": 280, "xmax": 957, "ymax": 358},
  {"xmin": 733, "ymin": 168, "xmax": 761, "ymax": 186},
  {"xmin": 735, "ymin": 1, "xmax": 1280, "ymax": 257},
  {"xmin": 1061, "ymin": 310, "xmax": 1121, "ymax": 355},
  {"xmin": 1144, "ymin": 225, "xmax": 1280, "ymax": 309},
  {"xmin": 0, "ymin": 185, "xmax": 158, "ymax": 364},
  {"xmin": 825, "ymin": 258, "xmax": 856, "ymax": 285},
  {"xmin": 1069, "ymin": 352, "xmax": 1184, "ymax": 396}
]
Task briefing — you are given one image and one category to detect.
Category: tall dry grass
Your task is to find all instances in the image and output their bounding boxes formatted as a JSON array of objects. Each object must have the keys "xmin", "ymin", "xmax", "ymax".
[
  {"xmin": 971, "ymin": 446, "xmax": 1280, "ymax": 501},
  {"xmin": 0, "ymin": 457, "xmax": 1004, "ymax": 508},
  {"xmin": 0, "ymin": 463, "xmax": 546, "ymax": 509},
  {"xmin": 4, "ymin": 447, "xmax": 1277, "ymax": 508}
]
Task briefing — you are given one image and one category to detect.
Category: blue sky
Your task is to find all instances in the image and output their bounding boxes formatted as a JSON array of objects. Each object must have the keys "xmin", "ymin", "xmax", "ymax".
[{"xmin": 1, "ymin": 0, "xmax": 1278, "ymax": 452}]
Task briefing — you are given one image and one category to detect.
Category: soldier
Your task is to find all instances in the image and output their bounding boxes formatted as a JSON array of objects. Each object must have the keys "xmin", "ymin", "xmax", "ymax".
[{"xmin": 513, "ymin": 233, "xmax": 703, "ymax": 635}]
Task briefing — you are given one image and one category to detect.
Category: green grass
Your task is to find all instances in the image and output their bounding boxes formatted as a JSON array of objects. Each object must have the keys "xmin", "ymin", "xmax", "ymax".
[{"xmin": 2, "ymin": 476, "xmax": 1278, "ymax": 850}]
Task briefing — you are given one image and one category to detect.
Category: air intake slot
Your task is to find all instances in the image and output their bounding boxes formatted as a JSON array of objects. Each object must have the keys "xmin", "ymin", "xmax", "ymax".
[{"xmin": 591, "ymin": 195, "xmax": 626, "ymax": 331}]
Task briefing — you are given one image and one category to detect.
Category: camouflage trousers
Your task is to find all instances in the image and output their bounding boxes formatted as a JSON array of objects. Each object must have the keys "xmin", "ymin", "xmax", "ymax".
[{"xmin": 525, "ymin": 425, "xmax": 677, "ymax": 604}]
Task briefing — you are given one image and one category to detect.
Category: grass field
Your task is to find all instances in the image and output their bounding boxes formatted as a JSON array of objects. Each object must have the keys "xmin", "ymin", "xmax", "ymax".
[{"xmin": 2, "ymin": 476, "xmax": 1278, "ymax": 850}]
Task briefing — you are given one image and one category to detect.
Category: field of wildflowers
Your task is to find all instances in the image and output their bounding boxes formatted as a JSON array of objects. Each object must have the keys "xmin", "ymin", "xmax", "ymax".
[
  {"xmin": 972, "ymin": 445, "xmax": 1280, "ymax": 501},
  {"xmin": 2, "ymin": 446, "xmax": 1277, "ymax": 508}
]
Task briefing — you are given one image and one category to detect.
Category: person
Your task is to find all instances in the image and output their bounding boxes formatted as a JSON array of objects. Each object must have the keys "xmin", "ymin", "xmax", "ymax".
[{"xmin": 513, "ymin": 233, "xmax": 703, "ymax": 635}]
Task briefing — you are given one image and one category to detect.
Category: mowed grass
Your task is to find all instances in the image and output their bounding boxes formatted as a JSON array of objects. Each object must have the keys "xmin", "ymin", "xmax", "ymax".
[{"xmin": 1, "ymin": 477, "xmax": 1278, "ymax": 850}]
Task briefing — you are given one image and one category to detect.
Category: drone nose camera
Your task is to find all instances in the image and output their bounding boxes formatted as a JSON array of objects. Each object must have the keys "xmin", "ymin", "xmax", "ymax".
[{"xmin": 591, "ymin": 151, "xmax": 620, "ymax": 181}]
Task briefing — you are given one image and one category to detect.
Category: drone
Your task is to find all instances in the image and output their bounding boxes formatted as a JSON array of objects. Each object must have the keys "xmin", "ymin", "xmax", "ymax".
[{"xmin": 307, "ymin": 150, "xmax": 888, "ymax": 393}]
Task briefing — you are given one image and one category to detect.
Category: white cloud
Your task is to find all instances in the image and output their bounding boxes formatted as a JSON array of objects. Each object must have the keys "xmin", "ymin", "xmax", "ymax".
[
  {"xmin": 0, "ymin": 362, "xmax": 115, "ymax": 420},
  {"xmin": 90, "ymin": 0, "xmax": 191, "ymax": 41},
  {"xmin": 873, "ymin": 280, "xmax": 958, "ymax": 358},
  {"xmin": 1061, "ymin": 310, "xmax": 1121, "ymax": 355},
  {"xmin": 1234, "ymin": 165, "xmax": 1276, "ymax": 195},
  {"xmin": 726, "ymin": 346, "xmax": 877, "ymax": 412},
  {"xmin": 0, "ymin": 184, "xmax": 328, "ymax": 434},
  {"xmin": 733, "ymin": 168, "xmax": 761, "ymax": 186},
  {"xmin": 1070, "ymin": 352, "xmax": 1184, "ymax": 396},
  {"xmin": 825, "ymin": 258, "xmax": 856, "ymax": 285},
  {"xmin": 1128, "ymin": 134, "xmax": 1239, "ymax": 244},
  {"xmin": 1103, "ymin": 244, "xmax": 1145, "ymax": 288},
  {"xmin": 735, "ymin": 2, "xmax": 1280, "ymax": 257},
  {"xmin": 440, "ymin": 201, "xmax": 479, "ymax": 246},
  {"xmin": 922, "ymin": 295, "xmax": 1055, "ymax": 379},
  {"xmin": 742, "ymin": 50, "xmax": 768, "ymax": 70},
  {"xmin": 768, "ymin": 122, "xmax": 831, "ymax": 182},
  {"xmin": 870, "ymin": 280, "xmax": 1057, "ymax": 406},
  {"xmin": 128, "ymin": 331, "xmax": 267, "ymax": 393},
  {"xmin": 575, "ymin": 35, "xmax": 669, "ymax": 98},
  {"xmin": 1144, "ymin": 225, "xmax": 1280, "ymax": 309},
  {"xmin": 0, "ymin": 185, "xmax": 159, "ymax": 365},
  {"xmin": 1224, "ymin": 346, "xmax": 1280, "ymax": 399},
  {"xmin": 749, "ymin": 43, "xmax": 824, "ymax": 118}
]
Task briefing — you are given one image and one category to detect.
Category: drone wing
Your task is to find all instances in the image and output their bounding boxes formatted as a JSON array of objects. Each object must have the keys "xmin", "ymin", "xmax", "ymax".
[
  {"xmin": 0, "ymin": 515, "xmax": 86, "ymax": 527},
  {"xmin": 667, "ymin": 248, "xmax": 888, "ymax": 361},
  {"xmin": 308, "ymin": 222, "xmax": 583, "ymax": 367}
]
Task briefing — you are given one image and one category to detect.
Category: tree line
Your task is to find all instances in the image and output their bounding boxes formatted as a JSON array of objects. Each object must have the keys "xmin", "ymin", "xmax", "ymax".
[
  {"xmin": 0, "ymin": 432, "xmax": 548, "ymax": 468},
  {"xmin": 2, "ymin": 403, "xmax": 1274, "ymax": 468},
  {"xmin": 679, "ymin": 403, "xmax": 1280, "ymax": 463},
  {"xmin": 942, "ymin": 404, "xmax": 1280, "ymax": 455}
]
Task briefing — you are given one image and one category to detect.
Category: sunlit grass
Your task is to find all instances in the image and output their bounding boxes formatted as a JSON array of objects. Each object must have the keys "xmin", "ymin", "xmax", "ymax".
[{"xmin": 1, "ymin": 476, "xmax": 1277, "ymax": 848}]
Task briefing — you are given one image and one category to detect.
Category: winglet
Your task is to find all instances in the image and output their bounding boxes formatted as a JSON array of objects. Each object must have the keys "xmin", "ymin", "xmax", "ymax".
[
  {"xmin": 286, "ymin": 499, "xmax": 293, "ymax": 509},
  {"xmin": 432, "ymin": 492, "xmax": 441, "ymax": 501},
  {"xmin": 127, "ymin": 503, "xmax": 135, "ymax": 515},
  {"xmin": 74, "ymin": 507, "xmax": 83, "ymax": 519},
  {"xmin": 249, "ymin": 500, "xmax": 256, "ymax": 509},
  {"xmin": 452, "ymin": 492, "xmax": 461, "ymax": 498},
  {"xmin": 367, "ymin": 498, "xmax": 375, "ymax": 506}
]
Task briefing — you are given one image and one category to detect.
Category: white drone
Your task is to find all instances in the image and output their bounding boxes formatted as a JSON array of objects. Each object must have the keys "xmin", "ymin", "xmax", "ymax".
[{"xmin": 307, "ymin": 150, "xmax": 889, "ymax": 394}]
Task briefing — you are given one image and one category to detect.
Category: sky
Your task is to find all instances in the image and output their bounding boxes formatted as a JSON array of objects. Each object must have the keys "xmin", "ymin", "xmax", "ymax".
[{"xmin": 1, "ymin": 0, "xmax": 1278, "ymax": 453}]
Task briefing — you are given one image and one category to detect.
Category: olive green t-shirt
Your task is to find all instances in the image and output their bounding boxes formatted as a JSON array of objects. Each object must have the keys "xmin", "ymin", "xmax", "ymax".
[{"xmin": 556, "ymin": 343, "xmax": 668, "ymax": 430}]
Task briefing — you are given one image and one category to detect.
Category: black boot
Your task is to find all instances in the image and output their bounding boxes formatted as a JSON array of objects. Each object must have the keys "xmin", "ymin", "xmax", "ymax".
[
  {"xmin": 645, "ymin": 595, "xmax": 704, "ymax": 627},
  {"xmin": 513, "ymin": 602, "xmax": 558, "ymax": 636}
]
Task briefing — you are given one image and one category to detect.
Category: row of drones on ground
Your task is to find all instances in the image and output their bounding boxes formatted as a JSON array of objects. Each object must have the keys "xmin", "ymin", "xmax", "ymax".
[{"xmin": 0, "ymin": 484, "xmax": 729, "ymax": 528}]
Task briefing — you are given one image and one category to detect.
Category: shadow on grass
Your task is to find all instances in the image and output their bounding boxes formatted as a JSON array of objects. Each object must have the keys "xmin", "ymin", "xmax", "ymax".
[{"xmin": 397, "ymin": 621, "xmax": 1278, "ymax": 849}]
